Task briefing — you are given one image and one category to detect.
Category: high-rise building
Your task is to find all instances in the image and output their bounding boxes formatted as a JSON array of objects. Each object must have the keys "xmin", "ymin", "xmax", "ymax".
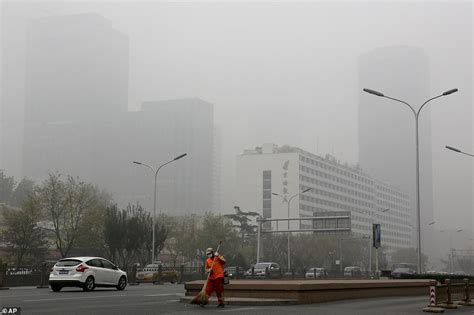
[
  {"xmin": 213, "ymin": 125, "xmax": 223, "ymax": 212},
  {"xmin": 120, "ymin": 98, "xmax": 215, "ymax": 215},
  {"xmin": 358, "ymin": 46, "xmax": 432, "ymax": 254},
  {"xmin": 21, "ymin": 14, "xmax": 214, "ymax": 215},
  {"xmin": 236, "ymin": 143, "xmax": 412, "ymax": 252},
  {"xmin": 22, "ymin": 13, "xmax": 129, "ymax": 181}
]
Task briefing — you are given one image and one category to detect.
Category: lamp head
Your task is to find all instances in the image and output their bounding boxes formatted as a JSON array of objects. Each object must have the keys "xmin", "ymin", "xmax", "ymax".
[
  {"xmin": 363, "ymin": 88, "xmax": 384, "ymax": 97},
  {"xmin": 445, "ymin": 146, "xmax": 461, "ymax": 153},
  {"xmin": 442, "ymin": 88, "xmax": 458, "ymax": 96}
]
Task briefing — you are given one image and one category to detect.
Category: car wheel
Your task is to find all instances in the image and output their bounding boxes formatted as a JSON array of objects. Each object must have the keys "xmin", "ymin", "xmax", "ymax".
[
  {"xmin": 83, "ymin": 276, "xmax": 95, "ymax": 291},
  {"xmin": 116, "ymin": 276, "xmax": 127, "ymax": 290},
  {"xmin": 51, "ymin": 284, "xmax": 62, "ymax": 292}
]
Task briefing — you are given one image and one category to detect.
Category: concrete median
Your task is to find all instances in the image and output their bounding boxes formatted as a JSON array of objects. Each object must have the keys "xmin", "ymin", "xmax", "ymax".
[{"xmin": 184, "ymin": 279, "xmax": 432, "ymax": 304}]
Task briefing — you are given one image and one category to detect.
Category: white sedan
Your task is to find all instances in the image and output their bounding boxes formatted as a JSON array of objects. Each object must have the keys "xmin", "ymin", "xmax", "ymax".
[{"xmin": 49, "ymin": 256, "xmax": 127, "ymax": 292}]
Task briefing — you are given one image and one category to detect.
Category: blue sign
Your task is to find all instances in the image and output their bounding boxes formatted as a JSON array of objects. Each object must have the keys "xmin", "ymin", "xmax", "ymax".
[{"xmin": 373, "ymin": 224, "xmax": 381, "ymax": 248}]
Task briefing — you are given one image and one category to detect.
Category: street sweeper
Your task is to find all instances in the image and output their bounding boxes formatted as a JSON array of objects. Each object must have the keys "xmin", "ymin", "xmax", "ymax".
[{"xmin": 191, "ymin": 244, "xmax": 226, "ymax": 307}]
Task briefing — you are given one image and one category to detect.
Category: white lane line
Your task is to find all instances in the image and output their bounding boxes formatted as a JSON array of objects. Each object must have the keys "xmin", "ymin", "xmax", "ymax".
[
  {"xmin": 144, "ymin": 293, "xmax": 183, "ymax": 297},
  {"xmin": 218, "ymin": 307, "xmax": 258, "ymax": 312},
  {"xmin": 24, "ymin": 294, "xmax": 127, "ymax": 302}
]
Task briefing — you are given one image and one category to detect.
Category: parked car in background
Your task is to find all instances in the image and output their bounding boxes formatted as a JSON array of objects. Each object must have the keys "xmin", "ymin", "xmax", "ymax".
[
  {"xmin": 390, "ymin": 267, "xmax": 416, "ymax": 278},
  {"xmin": 135, "ymin": 262, "xmax": 179, "ymax": 283},
  {"xmin": 343, "ymin": 266, "xmax": 362, "ymax": 277},
  {"xmin": 244, "ymin": 262, "xmax": 281, "ymax": 279},
  {"xmin": 305, "ymin": 267, "xmax": 328, "ymax": 279},
  {"xmin": 49, "ymin": 257, "xmax": 127, "ymax": 292},
  {"xmin": 224, "ymin": 266, "xmax": 245, "ymax": 279}
]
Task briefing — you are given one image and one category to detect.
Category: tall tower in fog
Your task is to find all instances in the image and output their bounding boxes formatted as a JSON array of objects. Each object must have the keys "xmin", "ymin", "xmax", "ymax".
[
  {"xmin": 358, "ymin": 46, "xmax": 434, "ymax": 259},
  {"xmin": 123, "ymin": 98, "xmax": 214, "ymax": 214},
  {"xmin": 22, "ymin": 14, "xmax": 129, "ymax": 181}
]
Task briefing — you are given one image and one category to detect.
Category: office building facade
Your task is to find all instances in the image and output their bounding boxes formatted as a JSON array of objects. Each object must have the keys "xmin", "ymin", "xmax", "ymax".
[{"xmin": 236, "ymin": 143, "xmax": 412, "ymax": 251}]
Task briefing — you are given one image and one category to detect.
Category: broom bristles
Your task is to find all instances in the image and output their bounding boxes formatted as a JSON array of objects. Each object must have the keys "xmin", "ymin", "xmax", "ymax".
[{"xmin": 191, "ymin": 291, "xmax": 209, "ymax": 305}]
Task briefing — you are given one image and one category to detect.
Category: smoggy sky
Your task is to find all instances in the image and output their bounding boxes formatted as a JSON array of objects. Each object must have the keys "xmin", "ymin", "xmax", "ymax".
[{"xmin": 1, "ymin": 1, "xmax": 473, "ymax": 239}]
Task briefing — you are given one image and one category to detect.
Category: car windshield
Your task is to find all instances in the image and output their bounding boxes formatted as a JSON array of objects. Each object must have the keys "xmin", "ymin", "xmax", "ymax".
[
  {"xmin": 56, "ymin": 259, "xmax": 82, "ymax": 267},
  {"xmin": 394, "ymin": 268, "xmax": 411, "ymax": 273}
]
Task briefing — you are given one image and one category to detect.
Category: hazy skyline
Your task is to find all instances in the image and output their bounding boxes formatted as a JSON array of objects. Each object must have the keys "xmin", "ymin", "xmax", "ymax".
[{"xmin": 1, "ymin": 0, "xmax": 473, "ymax": 258}]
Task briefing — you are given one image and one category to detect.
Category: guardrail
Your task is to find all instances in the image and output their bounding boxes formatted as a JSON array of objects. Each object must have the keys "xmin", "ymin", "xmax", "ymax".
[
  {"xmin": 0, "ymin": 263, "xmax": 377, "ymax": 288},
  {"xmin": 423, "ymin": 278, "xmax": 474, "ymax": 313}
]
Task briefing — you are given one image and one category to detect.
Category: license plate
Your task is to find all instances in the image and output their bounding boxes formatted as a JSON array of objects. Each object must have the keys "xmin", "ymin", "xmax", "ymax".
[{"xmin": 59, "ymin": 270, "xmax": 69, "ymax": 275}]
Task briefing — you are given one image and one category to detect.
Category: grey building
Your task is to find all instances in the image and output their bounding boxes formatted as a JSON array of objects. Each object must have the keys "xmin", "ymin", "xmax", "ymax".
[
  {"xmin": 123, "ymin": 99, "xmax": 215, "ymax": 214},
  {"xmin": 22, "ymin": 13, "xmax": 129, "ymax": 182},
  {"xmin": 21, "ymin": 14, "xmax": 214, "ymax": 215},
  {"xmin": 237, "ymin": 144, "xmax": 412, "ymax": 251}
]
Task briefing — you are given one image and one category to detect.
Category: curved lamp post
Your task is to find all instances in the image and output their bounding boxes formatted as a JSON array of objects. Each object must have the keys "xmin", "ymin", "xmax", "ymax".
[
  {"xmin": 272, "ymin": 188, "xmax": 312, "ymax": 271},
  {"xmin": 363, "ymin": 87, "xmax": 458, "ymax": 273},
  {"xmin": 133, "ymin": 153, "xmax": 187, "ymax": 263},
  {"xmin": 446, "ymin": 145, "xmax": 474, "ymax": 157}
]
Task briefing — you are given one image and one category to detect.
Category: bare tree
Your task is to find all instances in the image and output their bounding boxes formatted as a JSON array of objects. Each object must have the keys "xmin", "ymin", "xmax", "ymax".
[
  {"xmin": 38, "ymin": 173, "xmax": 101, "ymax": 258},
  {"xmin": 104, "ymin": 203, "xmax": 168, "ymax": 267},
  {"xmin": 1, "ymin": 198, "xmax": 48, "ymax": 265},
  {"xmin": 11, "ymin": 178, "xmax": 35, "ymax": 208},
  {"xmin": 0, "ymin": 170, "xmax": 15, "ymax": 204}
]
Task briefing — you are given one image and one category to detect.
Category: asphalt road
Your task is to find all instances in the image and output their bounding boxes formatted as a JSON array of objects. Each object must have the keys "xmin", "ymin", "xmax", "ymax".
[{"xmin": 1, "ymin": 283, "xmax": 474, "ymax": 315}]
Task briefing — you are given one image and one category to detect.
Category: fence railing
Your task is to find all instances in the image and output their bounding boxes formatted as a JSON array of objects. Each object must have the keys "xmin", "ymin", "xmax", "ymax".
[
  {"xmin": 0, "ymin": 262, "xmax": 379, "ymax": 288},
  {"xmin": 0, "ymin": 263, "xmax": 209, "ymax": 288},
  {"xmin": 424, "ymin": 278, "xmax": 474, "ymax": 312}
]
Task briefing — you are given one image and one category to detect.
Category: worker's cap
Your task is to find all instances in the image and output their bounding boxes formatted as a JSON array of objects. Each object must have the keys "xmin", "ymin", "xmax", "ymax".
[{"xmin": 206, "ymin": 248, "xmax": 214, "ymax": 255}]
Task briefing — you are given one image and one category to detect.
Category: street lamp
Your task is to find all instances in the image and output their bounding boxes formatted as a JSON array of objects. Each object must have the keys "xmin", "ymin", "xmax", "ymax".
[
  {"xmin": 446, "ymin": 145, "xmax": 474, "ymax": 157},
  {"xmin": 363, "ymin": 87, "xmax": 458, "ymax": 273},
  {"xmin": 133, "ymin": 153, "xmax": 187, "ymax": 263},
  {"xmin": 440, "ymin": 228, "xmax": 463, "ymax": 273},
  {"xmin": 272, "ymin": 188, "xmax": 312, "ymax": 271}
]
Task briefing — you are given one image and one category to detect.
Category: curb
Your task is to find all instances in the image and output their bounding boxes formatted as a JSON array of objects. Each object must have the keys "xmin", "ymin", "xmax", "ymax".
[
  {"xmin": 180, "ymin": 296, "xmax": 298, "ymax": 306},
  {"xmin": 422, "ymin": 306, "xmax": 445, "ymax": 313}
]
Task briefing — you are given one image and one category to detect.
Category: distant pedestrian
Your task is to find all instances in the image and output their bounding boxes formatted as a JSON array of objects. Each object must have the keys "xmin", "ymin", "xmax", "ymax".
[{"xmin": 205, "ymin": 247, "xmax": 226, "ymax": 307}]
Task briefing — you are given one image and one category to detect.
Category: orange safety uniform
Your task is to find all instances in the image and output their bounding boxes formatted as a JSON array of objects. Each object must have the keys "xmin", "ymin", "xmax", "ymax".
[
  {"xmin": 205, "ymin": 255, "xmax": 226, "ymax": 279},
  {"xmin": 205, "ymin": 255, "xmax": 226, "ymax": 305}
]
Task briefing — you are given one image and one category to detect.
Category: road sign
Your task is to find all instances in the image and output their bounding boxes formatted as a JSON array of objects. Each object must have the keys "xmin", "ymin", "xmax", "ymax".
[{"xmin": 373, "ymin": 224, "xmax": 381, "ymax": 248}]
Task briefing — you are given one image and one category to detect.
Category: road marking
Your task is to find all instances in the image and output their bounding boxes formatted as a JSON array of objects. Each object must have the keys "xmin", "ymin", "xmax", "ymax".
[
  {"xmin": 144, "ymin": 293, "xmax": 183, "ymax": 297},
  {"xmin": 23, "ymin": 294, "xmax": 127, "ymax": 302},
  {"xmin": 218, "ymin": 307, "xmax": 258, "ymax": 312}
]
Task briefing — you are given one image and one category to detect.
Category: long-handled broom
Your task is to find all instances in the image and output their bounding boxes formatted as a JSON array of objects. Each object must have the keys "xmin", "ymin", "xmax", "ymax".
[{"xmin": 191, "ymin": 241, "xmax": 222, "ymax": 306}]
